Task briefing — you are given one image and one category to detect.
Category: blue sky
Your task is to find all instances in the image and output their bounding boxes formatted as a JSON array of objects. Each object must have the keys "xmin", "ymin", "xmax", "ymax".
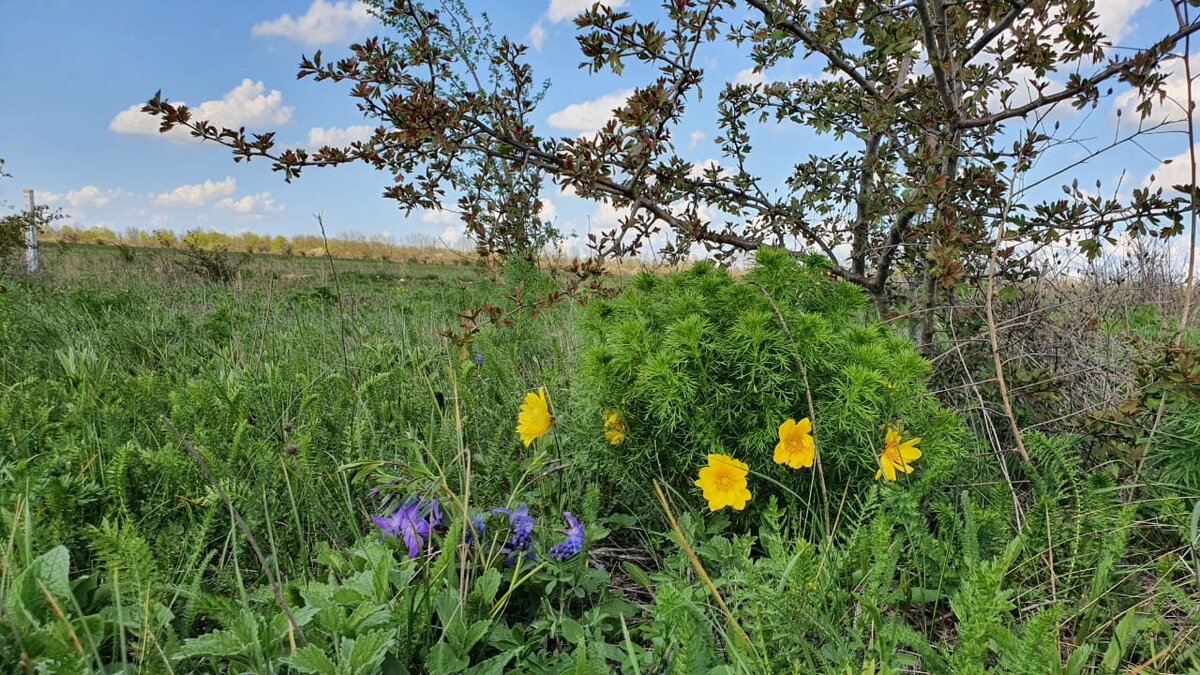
[{"xmin": 0, "ymin": 0, "xmax": 1192, "ymax": 258}]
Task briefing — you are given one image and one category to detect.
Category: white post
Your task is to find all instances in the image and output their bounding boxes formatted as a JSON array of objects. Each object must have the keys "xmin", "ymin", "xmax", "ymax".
[{"xmin": 22, "ymin": 189, "xmax": 39, "ymax": 273}]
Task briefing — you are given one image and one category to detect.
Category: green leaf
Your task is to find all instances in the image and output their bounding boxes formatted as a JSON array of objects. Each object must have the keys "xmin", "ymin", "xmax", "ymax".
[
  {"xmin": 348, "ymin": 628, "xmax": 395, "ymax": 674},
  {"xmin": 621, "ymin": 561, "xmax": 652, "ymax": 591},
  {"xmin": 180, "ymin": 629, "xmax": 250, "ymax": 659},
  {"xmin": 560, "ymin": 617, "xmax": 585, "ymax": 645},
  {"xmin": 230, "ymin": 610, "xmax": 261, "ymax": 646},
  {"xmin": 466, "ymin": 652, "xmax": 513, "ymax": 675},
  {"xmin": 472, "ymin": 568, "xmax": 502, "ymax": 605},
  {"xmin": 1065, "ymin": 644, "xmax": 1093, "ymax": 675},
  {"xmin": 285, "ymin": 645, "xmax": 338, "ymax": 675},
  {"xmin": 1102, "ymin": 610, "xmax": 1145, "ymax": 672},
  {"xmin": 427, "ymin": 641, "xmax": 469, "ymax": 674}
]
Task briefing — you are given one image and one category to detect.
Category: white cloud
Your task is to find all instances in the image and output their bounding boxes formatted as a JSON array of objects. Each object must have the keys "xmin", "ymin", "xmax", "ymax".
[
  {"xmin": 688, "ymin": 158, "xmax": 731, "ymax": 180},
  {"xmin": 216, "ymin": 192, "xmax": 282, "ymax": 216},
  {"xmin": 688, "ymin": 130, "xmax": 706, "ymax": 149},
  {"xmin": 1141, "ymin": 143, "xmax": 1197, "ymax": 191},
  {"xmin": 592, "ymin": 201, "xmax": 631, "ymax": 227},
  {"xmin": 546, "ymin": 0, "xmax": 625, "ymax": 23},
  {"xmin": 307, "ymin": 124, "xmax": 374, "ymax": 147},
  {"xmin": 1113, "ymin": 54, "xmax": 1197, "ymax": 128},
  {"xmin": 731, "ymin": 68, "xmax": 765, "ymax": 85},
  {"xmin": 1095, "ymin": 0, "xmax": 1152, "ymax": 43},
  {"xmin": 41, "ymin": 185, "xmax": 118, "ymax": 209},
  {"xmin": 529, "ymin": 21, "xmax": 547, "ymax": 50},
  {"xmin": 421, "ymin": 207, "xmax": 460, "ymax": 226},
  {"xmin": 440, "ymin": 225, "xmax": 466, "ymax": 244},
  {"xmin": 252, "ymin": 0, "xmax": 373, "ymax": 46},
  {"xmin": 110, "ymin": 104, "xmax": 179, "ymax": 137},
  {"xmin": 153, "ymin": 177, "xmax": 237, "ymax": 208},
  {"xmin": 547, "ymin": 89, "xmax": 633, "ymax": 135},
  {"xmin": 539, "ymin": 197, "xmax": 557, "ymax": 222},
  {"xmin": 111, "ymin": 79, "xmax": 293, "ymax": 139}
]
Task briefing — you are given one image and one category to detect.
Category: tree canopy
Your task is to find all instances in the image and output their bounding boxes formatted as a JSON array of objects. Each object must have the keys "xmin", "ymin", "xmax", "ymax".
[{"xmin": 144, "ymin": 0, "xmax": 1198, "ymax": 312}]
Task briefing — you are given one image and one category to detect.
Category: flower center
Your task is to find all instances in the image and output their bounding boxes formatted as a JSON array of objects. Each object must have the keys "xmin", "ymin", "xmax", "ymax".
[
  {"xmin": 883, "ymin": 445, "xmax": 904, "ymax": 465},
  {"xmin": 785, "ymin": 435, "xmax": 805, "ymax": 454},
  {"xmin": 715, "ymin": 472, "xmax": 735, "ymax": 491}
]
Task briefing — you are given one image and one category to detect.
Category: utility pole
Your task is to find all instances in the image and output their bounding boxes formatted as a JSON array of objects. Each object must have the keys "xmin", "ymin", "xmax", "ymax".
[{"xmin": 21, "ymin": 189, "xmax": 39, "ymax": 273}]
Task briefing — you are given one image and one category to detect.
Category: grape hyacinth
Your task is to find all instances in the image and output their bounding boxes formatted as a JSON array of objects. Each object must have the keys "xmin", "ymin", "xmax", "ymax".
[
  {"xmin": 372, "ymin": 497, "xmax": 442, "ymax": 559},
  {"xmin": 493, "ymin": 504, "xmax": 536, "ymax": 566},
  {"xmin": 548, "ymin": 511, "xmax": 585, "ymax": 560}
]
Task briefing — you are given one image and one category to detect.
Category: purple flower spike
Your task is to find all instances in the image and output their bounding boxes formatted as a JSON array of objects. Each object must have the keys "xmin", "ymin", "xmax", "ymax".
[
  {"xmin": 493, "ymin": 505, "xmax": 536, "ymax": 566},
  {"xmin": 466, "ymin": 514, "xmax": 486, "ymax": 545},
  {"xmin": 427, "ymin": 499, "xmax": 444, "ymax": 532},
  {"xmin": 549, "ymin": 512, "xmax": 585, "ymax": 560},
  {"xmin": 474, "ymin": 353, "xmax": 484, "ymax": 366}
]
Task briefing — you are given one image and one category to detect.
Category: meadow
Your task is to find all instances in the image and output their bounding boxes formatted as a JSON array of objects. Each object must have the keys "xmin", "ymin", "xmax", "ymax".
[{"xmin": 2, "ymin": 243, "xmax": 1200, "ymax": 673}]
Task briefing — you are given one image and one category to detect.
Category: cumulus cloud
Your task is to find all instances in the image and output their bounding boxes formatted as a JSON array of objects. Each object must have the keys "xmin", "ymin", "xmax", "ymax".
[
  {"xmin": 539, "ymin": 197, "xmax": 558, "ymax": 222},
  {"xmin": 1141, "ymin": 143, "xmax": 1197, "ymax": 191},
  {"xmin": 529, "ymin": 21, "xmax": 547, "ymax": 50},
  {"xmin": 307, "ymin": 124, "xmax": 374, "ymax": 147},
  {"xmin": 731, "ymin": 68, "xmax": 766, "ymax": 86},
  {"xmin": 592, "ymin": 201, "xmax": 631, "ymax": 228},
  {"xmin": 252, "ymin": 0, "xmax": 374, "ymax": 46},
  {"xmin": 546, "ymin": 0, "xmax": 625, "ymax": 23},
  {"xmin": 111, "ymin": 79, "xmax": 293, "ymax": 139},
  {"xmin": 688, "ymin": 158, "xmax": 731, "ymax": 180},
  {"xmin": 153, "ymin": 177, "xmax": 237, "ymax": 208},
  {"xmin": 421, "ymin": 206, "xmax": 460, "ymax": 226},
  {"xmin": 547, "ymin": 89, "xmax": 633, "ymax": 135},
  {"xmin": 527, "ymin": 0, "xmax": 623, "ymax": 51},
  {"xmin": 440, "ymin": 225, "xmax": 466, "ymax": 244},
  {"xmin": 40, "ymin": 185, "xmax": 118, "ymax": 209},
  {"xmin": 216, "ymin": 192, "xmax": 282, "ymax": 216},
  {"xmin": 1094, "ymin": 0, "xmax": 1152, "ymax": 43},
  {"xmin": 688, "ymin": 130, "xmax": 706, "ymax": 150},
  {"xmin": 1113, "ymin": 53, "xmax": 1198, "ymax": 128}
]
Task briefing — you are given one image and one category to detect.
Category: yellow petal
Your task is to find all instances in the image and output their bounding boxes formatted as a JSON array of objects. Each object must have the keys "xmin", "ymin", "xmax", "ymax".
[
  {"xmin": 779, "ymin": 418, "xmax": 795, "ymax": 437},
  {"xmin": 729, "ymin": 487, "xmax": 752, "ymax": 511},
  {"xmin": 773, "ymin": 442, "xmax": 790, "ymax": 466},
  {"xmin": 796, "ymin": 417, "xmax": 812, "ymax": 434},
  {"xmin": 881, "ymin": 457, "xmax": 897, "ymax": 481},
  {"xmin": 885, "ymin": 427, "xmax": 902, "ymax": 450}
]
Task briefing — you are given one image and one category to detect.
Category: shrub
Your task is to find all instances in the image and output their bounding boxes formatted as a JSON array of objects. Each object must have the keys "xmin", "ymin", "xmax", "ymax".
[{"xmin": 576, "ymin": 248, "xmax": 966, "ymax": 527}]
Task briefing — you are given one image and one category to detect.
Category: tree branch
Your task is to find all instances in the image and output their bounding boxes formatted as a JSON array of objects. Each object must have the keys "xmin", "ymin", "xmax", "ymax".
[{"xmin": 745, "ymin": 0, "xmax": 883, "ymax": 100}]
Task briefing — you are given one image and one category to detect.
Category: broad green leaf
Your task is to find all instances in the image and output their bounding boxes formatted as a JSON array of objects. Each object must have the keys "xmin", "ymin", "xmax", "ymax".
[
  {"xmin": 347, "ymin": 628, "xmax": 395, "ymax": 674},
  {"xmin": 285, "ymin": 645, "xmax": 338, "ymax": 675}
]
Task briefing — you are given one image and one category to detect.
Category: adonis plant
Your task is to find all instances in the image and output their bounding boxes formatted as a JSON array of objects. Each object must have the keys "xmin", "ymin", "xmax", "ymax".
[{"xmin": 576, "ymin": 248, "xmax": 967, "ymax": 528}]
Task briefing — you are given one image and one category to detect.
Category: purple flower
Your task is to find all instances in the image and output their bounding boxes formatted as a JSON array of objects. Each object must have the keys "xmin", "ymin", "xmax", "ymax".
[
  {"xmin": 548, "ymin": 512, "xmax": 585, "ymax": 560},
  {"xmin": 493, "ymin": 504, "xmax": 536, "ymax": 566},
  {"xmin": 474, "ymin": 353, "xmax": 484, "ymax": 366},
  {"xmin": 466, "ymin": 514, "xmax": 486, "ymax": 545},
  {"xmin": 372, "ymin": 497, "xmax": 442, "ymax": 558}
]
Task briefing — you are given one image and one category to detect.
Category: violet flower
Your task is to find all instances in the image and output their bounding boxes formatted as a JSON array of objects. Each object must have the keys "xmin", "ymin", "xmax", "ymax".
[
  {"xmin": 493, "ymin": 504, "xmax": 536, "ymax": 566},
  {"xmin": 548, "ymin": 512, "xmax": 585, "ymax": 560},
  {"xmin": 466, "ymin": 514, "xmax": 486, "ymax": 545},
  {"xmin": 372, "ymin": 497, "xmax": 442, "ymax": 558}
]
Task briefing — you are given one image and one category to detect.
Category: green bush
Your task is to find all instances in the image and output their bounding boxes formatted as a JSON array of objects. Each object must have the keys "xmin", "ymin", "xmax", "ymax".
[{"xmin": 576, "ymin": 248, "xmax": 966, "ymax": 525}]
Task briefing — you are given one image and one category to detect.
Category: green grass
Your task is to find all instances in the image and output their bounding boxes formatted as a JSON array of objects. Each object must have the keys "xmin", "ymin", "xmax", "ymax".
[{"xmin": 3, "ymin": 244, "xmax": 1200, "ymax": 673}]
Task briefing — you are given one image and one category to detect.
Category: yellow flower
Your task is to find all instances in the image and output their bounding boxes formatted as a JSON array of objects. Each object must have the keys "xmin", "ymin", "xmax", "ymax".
[
  {"xmin": 516, "ymin": 387, "xmax": 553, "ymax": 447},
  {"xmin": 694, "ymin": 454, "xmax": 752, "ymax": 512},
  {"xmin": 875, "ymin": 427, "xmax": 922, "ymax": 481},
  {"xmin": 774, "ymin": 417, "xmax": 815, "ymax": 469},
  {"xmin": 603, "ymin": 409, "xmax": 626, "ymax": 445}
]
